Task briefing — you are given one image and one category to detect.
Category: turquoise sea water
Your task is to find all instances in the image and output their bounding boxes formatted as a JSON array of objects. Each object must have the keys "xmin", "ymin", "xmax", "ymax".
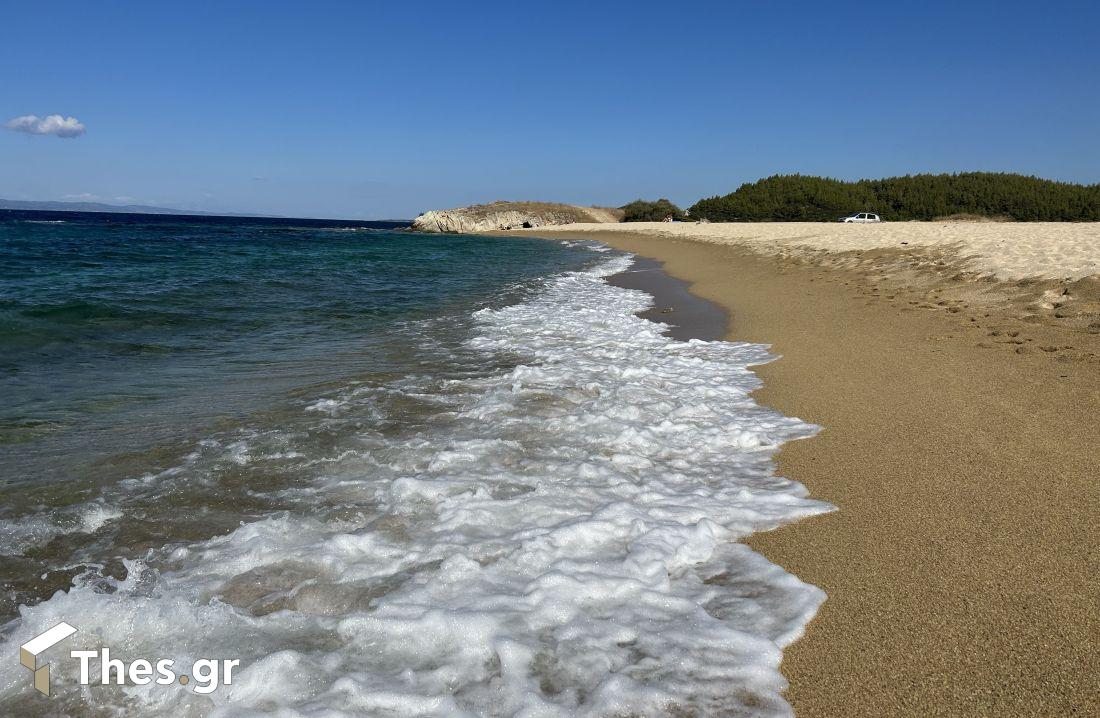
[{"xmin": 0, "ymin": 212, "xmax": 598, "ymax": 617}]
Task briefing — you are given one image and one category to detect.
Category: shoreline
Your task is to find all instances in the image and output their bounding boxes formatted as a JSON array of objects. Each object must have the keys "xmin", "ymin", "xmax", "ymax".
[
  {"xmin": 0, "ymin": 231, "xmax": 840, "ymax": 715},
  {"xmin": 501, "ymin": 227, "xmax": 1100, "ymax": 716},
  {"xmin": 606, "ymin": 255, "xmax": 728, "ymax": 342}
]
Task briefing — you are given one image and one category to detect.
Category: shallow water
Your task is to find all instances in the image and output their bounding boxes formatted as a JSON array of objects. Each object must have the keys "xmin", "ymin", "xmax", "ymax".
[{"xmin": 0, "ymin": 214, "xmax": 830, "ymax": 716}]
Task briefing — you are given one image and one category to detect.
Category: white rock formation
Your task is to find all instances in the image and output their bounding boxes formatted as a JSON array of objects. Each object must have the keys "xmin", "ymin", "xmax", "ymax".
[{"xmin": 412, "ymin": 202, "xmax": 621, "ymax": 233}]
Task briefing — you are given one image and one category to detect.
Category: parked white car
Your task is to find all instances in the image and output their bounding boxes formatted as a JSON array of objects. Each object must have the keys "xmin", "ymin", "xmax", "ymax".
[{"xmin": 840, "ymin": 212, "xmax": 881, "ymax": 223}]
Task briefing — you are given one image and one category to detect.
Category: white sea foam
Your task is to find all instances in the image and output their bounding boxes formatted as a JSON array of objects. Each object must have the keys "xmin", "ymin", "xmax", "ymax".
[
  {"xmin": 0, "ymin": 500, "xmax": 122, "ymax": 554},
  {"xmin": 0, "ymin": 254, "xmax": 831, "ymax": 716},
  {"xmin": 559, "ymin": 239, "xmax": 612, "ymax": 252}
]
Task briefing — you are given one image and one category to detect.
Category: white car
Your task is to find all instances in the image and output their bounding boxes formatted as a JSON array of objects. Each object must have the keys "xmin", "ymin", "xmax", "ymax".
[{"xmin": 840, "ymin": 212, "xmax": 881, "ymax": 223}]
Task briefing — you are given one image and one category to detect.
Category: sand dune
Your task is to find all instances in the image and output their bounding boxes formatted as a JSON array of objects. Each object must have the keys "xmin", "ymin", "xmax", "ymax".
[{"xmin": 523, "ymin": 221, "xmax": 1100, "ymax": 281}]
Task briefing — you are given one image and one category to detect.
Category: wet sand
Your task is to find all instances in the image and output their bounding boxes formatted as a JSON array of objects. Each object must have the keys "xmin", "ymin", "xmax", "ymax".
[
  {"xmin": 503, "ymin": 228, "xmax": 1100, "ymax": 716},
  {"xmin": 607, "ymin": 256, "xmax": 728, "ymax": 341}
]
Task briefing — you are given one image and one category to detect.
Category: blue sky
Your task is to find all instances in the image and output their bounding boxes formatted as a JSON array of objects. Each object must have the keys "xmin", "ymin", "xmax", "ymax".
[{"xmin": 2, "ymin": 0, "xmax": 1097, "ymax": 219}]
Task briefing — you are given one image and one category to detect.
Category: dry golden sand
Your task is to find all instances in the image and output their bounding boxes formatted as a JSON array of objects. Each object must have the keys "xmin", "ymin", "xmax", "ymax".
[
  {"xmin": 527, "ymin": 221, "xmax": 1100, "ymax": 281},
  {"xmin": 497, "ymin": 226, "xmax": 1100, "ymax": 716}
]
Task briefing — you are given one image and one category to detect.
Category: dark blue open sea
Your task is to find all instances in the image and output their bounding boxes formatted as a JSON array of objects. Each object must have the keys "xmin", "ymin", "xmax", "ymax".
[{"xmin": 0, "ymin": 210, "xmax": 828, "ymax": 717}]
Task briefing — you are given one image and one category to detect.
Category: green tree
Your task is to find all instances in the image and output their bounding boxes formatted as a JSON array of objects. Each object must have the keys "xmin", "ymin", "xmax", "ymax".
[
  {"xmin": 688, "ymin": 173, "xmax": 1100, "ymax": 222},
  {"xmin": 621, "ymin": 198, "xmax": 685, "ymax": 222}
]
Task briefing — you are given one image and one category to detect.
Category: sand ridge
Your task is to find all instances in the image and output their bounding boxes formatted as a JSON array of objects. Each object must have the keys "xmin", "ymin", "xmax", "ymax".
[{"xmin": 520, "ymin": 221, "xmax": 1100, "ymax": 282}]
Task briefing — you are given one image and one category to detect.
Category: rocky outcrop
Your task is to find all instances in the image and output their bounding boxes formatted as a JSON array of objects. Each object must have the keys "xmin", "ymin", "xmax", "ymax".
[{"xmin": 412, "ymin": 201, "xmax": 622, "ymax": 234}]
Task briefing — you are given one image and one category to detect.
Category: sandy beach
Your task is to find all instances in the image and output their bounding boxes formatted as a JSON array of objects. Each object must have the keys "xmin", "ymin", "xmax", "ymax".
[
  {"xmin": 551, "ymin": 221, "xmax": 1100, "ymax": 281},
  {"xmin": 499, "ymin": 223, "xmax": 1100, "ymax": 716}
]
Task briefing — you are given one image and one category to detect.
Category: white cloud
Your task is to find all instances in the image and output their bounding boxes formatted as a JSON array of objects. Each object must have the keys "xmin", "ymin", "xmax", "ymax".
[{"xmin": 5, "ymin": 114, "xmax": 86, "ymax": 138}]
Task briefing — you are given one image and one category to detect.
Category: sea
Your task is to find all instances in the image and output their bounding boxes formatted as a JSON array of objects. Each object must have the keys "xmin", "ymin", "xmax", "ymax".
[{"xmin": 0, "ymin": 210, "xmax": 831, "ymax": 717}]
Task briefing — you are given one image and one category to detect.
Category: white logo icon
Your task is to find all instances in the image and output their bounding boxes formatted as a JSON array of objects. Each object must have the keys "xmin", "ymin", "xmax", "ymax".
[{"xmin": 19, "ymin": 622, "xmax": 77, "ymax": 696}]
